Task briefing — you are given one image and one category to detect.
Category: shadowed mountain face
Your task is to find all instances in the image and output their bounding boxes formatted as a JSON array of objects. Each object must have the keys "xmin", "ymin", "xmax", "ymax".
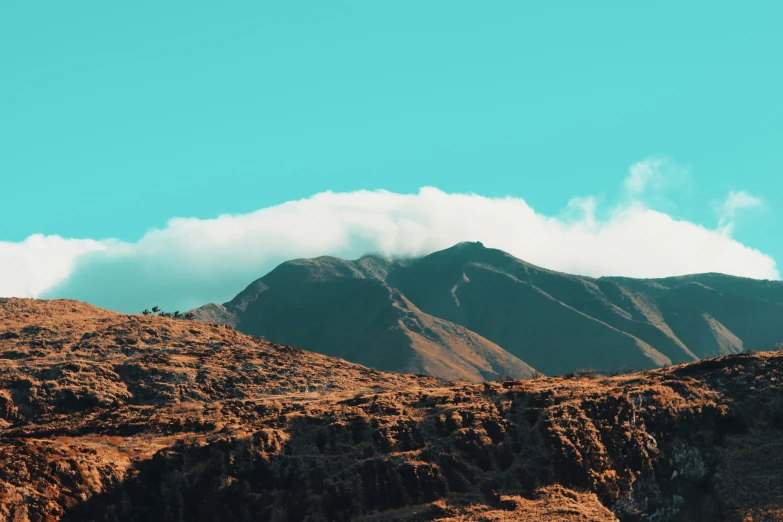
[
  {"xmin": 193, "ymin": 242, "xmax": 783, "ymax": 378},
  {"xmin": 195, "ymin": 256, "xmax": 536, "ymax": 383},
  {"xmin": 4, "ymin": 299, "xmax": 783, "ymax": 521}
]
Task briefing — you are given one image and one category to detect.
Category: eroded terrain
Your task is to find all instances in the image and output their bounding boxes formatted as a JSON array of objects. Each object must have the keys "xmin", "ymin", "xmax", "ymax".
[{"xmin": 2, "ymin": 298, "xmax": 782, "ymax": 521}]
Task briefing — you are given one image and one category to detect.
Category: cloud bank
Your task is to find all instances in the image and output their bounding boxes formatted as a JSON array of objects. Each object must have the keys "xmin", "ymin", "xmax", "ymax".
[
  {"xmin": 1, "ymin": 160, "xmax": 777, "ymax": 313},
  {"xmin": 0, "ymin": 186, "xmax": 773, "ymax": 313},
  {"xmin": 0, "ymin": 234, "xmax": 106, "ymax": 298}
]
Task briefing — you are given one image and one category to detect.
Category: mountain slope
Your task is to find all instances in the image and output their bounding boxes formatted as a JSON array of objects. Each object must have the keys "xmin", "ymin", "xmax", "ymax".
[
  {"xmin": 195, "ymin": 242, "xmax": 783, "ymax": 378},
  {"xmin": 192, "ymin": 257, "xmax": 537, "ymax": 383},
  {"xmin": 386, "ymin": 243, "xmax": 674, "ymax": 375},
  {"xmin": 391, "ymin": 243, "xmax": 783, "ymax": 373},
  {"xmin": 4, "ymin": 299, "xmax": 783, "ymax": 521}
]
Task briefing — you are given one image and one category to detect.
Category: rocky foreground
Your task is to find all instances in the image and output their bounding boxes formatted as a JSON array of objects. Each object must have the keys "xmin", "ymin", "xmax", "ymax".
[{"xmin": 1, "ymin": 299, "xmax": 783, "ymax": 521}]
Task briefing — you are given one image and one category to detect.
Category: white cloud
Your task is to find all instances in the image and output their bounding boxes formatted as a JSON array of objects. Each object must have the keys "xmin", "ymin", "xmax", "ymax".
[
  {"xmin": 564, "ymin": 196, "xmax": 598, "ymax": 229},
  {"xmin": 717, "ymin": 190, "xmax": 763, "ymax": 235},
  {"xmin": 0, "ymin": 234, "xmax": 106, "ymax": 298},
  {"xmin": 625, "ymin": 159, "xmax": 663, "ymax": 195},
  {"xmin": 624, "ymin": 157, "xmax": 691, "ymax": 198},
  {"xmin": 1, "ymin": 164, "xmax": 777, "ymax": 313}
]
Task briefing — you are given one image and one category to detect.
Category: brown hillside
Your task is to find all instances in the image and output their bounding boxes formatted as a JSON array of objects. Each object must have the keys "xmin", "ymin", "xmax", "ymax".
[{"xmin": 2, "ymin": 299, "xmax": 783, "ymax": 521}]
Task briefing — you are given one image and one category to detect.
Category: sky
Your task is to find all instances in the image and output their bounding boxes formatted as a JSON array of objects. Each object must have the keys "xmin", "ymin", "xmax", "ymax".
[{"xmin": 1, "ymin": 1, "xmax": 781, "ymax": 312}]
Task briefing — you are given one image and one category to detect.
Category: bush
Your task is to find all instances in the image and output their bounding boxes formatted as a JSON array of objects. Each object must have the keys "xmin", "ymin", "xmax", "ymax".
[
  {"xmin": 603, "ymin": 365, "xmax": 638, "ymax": 377},
  {"xmin": 140, "ymin": 306, "xmax": 195, "ymax": 320},
  {"xmin": 572, "ymin": 369, "xmax": 598, "ymax": 379}
]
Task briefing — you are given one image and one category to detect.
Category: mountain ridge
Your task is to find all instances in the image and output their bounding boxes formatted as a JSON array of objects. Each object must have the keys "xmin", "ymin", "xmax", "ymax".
[{"xmin": 192, "ymin": 242, "xmax": 783, "ymax": 379}]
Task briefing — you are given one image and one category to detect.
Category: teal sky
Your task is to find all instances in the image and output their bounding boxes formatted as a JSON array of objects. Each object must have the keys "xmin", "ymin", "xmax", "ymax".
[{"xmin": 2, "ymin": 2, "xmax": 781, "ymax": 264}]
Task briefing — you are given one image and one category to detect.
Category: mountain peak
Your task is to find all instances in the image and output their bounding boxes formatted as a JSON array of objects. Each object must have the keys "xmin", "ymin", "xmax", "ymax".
[
  {"xmin": 446, "ymin": 241, "xmax": 488, "ymax": 255},
  {"xmin": 455, "ymin": 240, "xmax": 486, "ymax": 249},
  {"xmin": 417, "ymin": 241, "xmax": 517, "ymax": 268}
]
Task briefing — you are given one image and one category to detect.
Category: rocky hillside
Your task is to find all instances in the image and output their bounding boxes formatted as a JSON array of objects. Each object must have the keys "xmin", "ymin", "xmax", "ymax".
[
  {"xmin": 2, "ymin": 298, "xmax": 783, "ymax": 521},
  {"xmin": 193, "ymin": 242, "xmax": 783, "ymax": 378}
]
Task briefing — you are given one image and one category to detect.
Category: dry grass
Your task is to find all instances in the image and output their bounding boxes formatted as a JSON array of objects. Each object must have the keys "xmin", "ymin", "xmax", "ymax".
[{"xmin": 1, "ymin": 298, "xmax": 783, "ymax": 521}]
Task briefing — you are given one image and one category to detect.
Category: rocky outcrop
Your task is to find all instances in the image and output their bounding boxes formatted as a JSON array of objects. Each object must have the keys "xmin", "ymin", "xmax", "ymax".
[{"xmin": 2, "ymin": 298, "xmax": 783, "ymax": 521}]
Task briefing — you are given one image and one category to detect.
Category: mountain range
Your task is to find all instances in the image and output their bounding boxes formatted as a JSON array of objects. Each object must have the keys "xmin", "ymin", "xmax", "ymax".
[{"xmin": 192, "ymin": 242, "xmax": 783, "ymax": 381}]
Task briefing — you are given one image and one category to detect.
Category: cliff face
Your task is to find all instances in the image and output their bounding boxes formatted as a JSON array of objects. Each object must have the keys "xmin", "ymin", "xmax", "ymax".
[
  {"xmin": 2, "ymin": 298, "xmax": 783, "ymax": 521},
  {"xmin": 193, "ymin": 242, "xmax": 783, "ymax": 378}
]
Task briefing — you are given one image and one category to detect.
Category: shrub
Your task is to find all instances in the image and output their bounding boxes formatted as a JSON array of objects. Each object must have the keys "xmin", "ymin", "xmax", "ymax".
[{"xmin": 603, "ymin": 365, "xmax": 638, "ymax": 377}]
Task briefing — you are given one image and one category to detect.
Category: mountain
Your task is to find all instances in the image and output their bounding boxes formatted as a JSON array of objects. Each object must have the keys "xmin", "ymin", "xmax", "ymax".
[
  {"xmin": 3, "ymin": 298, "xmax": 783, "ymax": 521},
  {"xmin": 192, "ymin": 242, "xmax": 783, "ymax": 377},
  {"xmin": 192, "ymin": 255, "xmax": 537, "ymax": 382}
]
